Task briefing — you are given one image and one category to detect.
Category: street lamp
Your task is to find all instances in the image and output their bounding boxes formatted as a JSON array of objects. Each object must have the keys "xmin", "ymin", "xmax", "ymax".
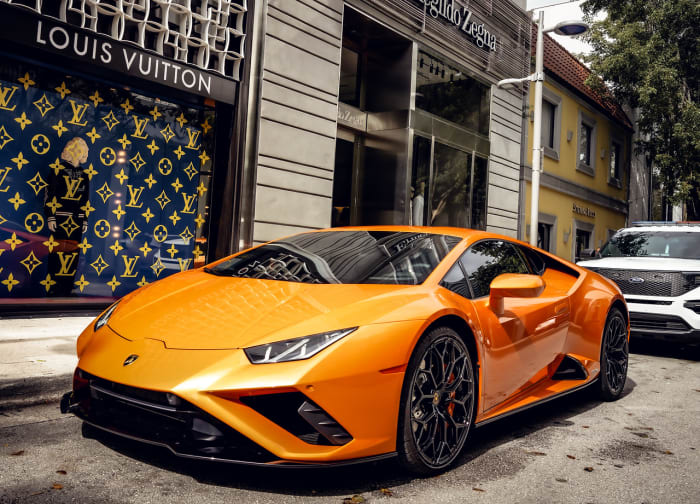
[{"xmin": 498, "ymin": 12, "xmax": 588, "ymax": 247}]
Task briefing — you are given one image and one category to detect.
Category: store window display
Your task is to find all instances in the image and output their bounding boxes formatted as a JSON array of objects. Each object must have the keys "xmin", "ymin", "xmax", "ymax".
[{"xmin": 0, "ymin": 60, "xmax": 215, "ymax": 301}]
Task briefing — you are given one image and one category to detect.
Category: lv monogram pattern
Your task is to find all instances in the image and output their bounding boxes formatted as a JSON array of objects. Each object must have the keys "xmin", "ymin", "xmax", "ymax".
[{"xmin": 0, "ymin": 64, "xmax": 212, "ymax": 297}]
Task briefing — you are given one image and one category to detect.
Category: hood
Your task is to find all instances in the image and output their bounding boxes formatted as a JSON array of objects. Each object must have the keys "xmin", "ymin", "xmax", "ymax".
[
  {"xmin": 577, "ymin": 256, "xmax": 700, "ymax": 272},
  {"xmin": 107, "ymin": 269, "xmax": 428, "ymax": 350}
]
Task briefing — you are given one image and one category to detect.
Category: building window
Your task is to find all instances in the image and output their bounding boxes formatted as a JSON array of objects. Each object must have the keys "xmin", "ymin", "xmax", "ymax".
[
  {"xmin": 541, "ymin": 88, "xmax": 562, "ymax": 160},
  {"xmin": 339, "ymin": 47, "xmax": 360, "ymax": 107},
  {"xmin": 608, "ymin": 139, "xmax": 622, "ymax": 187},
  {"xmin": 0, "ymin": 59, "xmax": 215, "ymax": 303},
  {"xmin": 416, "ymin": 50, "xmax": 490, "ymax": 136},
  {"xmin": 410, "ymin": 136, "xmax": 488, "ymax": 230},
  {"xmin": 538, "ymin": 223, "xmax": 552, "ymax": 252},
  {"xmin": 573, "ymin": 219, "xmax": 595, "ymax": 262},
  {"xmin": 575, "ymin": 229, "xmax": 591, "ymax": 261},
  {"xmin": 577, "ymin": 111, "xmax": 597, "ymax": 176}
]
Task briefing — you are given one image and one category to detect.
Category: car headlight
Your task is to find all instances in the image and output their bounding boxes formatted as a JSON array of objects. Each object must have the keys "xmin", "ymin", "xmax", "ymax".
[
  {"xmin": 93, "ymin": 301, "xmax": 120, "ymax": 332},
  {"xmin": 244, "ymin": 327, "xmax": 357, "ymax": 364}
]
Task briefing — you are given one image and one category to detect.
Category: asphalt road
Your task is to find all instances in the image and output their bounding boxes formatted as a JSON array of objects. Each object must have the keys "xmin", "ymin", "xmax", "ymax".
[{"xmin": 1, "ymin": 340, "xmax": 699, "ymax": 504}]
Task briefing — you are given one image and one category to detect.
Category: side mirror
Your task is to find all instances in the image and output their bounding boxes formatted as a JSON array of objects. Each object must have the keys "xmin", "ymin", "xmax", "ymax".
[{"xmin": 489, "ymin": 274, "xmax": 545, "ymax": 315}]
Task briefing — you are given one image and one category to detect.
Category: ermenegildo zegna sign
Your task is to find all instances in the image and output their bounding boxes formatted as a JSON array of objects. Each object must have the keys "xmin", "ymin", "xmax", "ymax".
[
  {"xmin": 0, "ymin": 6, "xmax": 236, "ymax": 104},
  {"xmin": 414, "ymin": 0, "xmax": 498, "ymax": 51}
]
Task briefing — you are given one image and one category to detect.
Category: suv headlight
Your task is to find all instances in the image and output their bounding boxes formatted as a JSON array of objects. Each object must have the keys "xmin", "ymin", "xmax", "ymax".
[
  {"xmin": 244, "ymin": 328, "xmax": 357, "ymax": 364},
  {"xmin": 93, "ymin": 301, "xmax": 120, "ymax": 332}
]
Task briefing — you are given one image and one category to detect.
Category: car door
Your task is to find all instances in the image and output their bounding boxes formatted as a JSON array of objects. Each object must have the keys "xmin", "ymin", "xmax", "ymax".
[{"xmin": 445, "ymin": 240, "xmax": 570, "ymax": 413}]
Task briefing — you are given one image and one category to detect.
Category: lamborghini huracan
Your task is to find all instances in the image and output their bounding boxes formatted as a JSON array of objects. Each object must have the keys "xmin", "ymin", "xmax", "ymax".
[{"xmin": 61, "ymin": 227, "xmax": 630, "ymax": 474}]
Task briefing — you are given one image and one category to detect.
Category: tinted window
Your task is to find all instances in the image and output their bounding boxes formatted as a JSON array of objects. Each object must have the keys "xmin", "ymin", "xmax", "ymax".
[
  {"xmin": 440, "ymin": 262, "xmax": 471, "ymax": 299},
  {"xmin": 600, "ymin": 231, "xmax": 700, "ymax": 259},
  {"xmin": 517, "ymin": 245, "xmax": 546, "ymax": 276},
  {"xmin": 460, "ymin": 241, "xmax": 529, "ymax": 298},
  {"xmin": 206, "ymin": 231, "xmax": 462, "ymax": 285}
]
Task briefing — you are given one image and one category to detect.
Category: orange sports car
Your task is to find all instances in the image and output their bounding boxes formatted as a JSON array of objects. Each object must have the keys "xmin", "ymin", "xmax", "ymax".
[{"xmin": 61, "ymin": 227, "xmax": 629, "ymax": 474}]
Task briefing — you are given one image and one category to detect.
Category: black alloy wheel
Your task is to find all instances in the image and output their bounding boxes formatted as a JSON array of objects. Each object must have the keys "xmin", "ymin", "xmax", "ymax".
[
  {"xmin": 599, "ymin": 307, "xmax": 629, "ymax": 401},
  {"xmin": 398, "ymin": 326, "xmax": 476, "ymax": 475}
]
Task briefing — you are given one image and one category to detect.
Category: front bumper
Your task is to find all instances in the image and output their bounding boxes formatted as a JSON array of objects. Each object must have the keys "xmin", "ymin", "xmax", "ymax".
[
  {"xmin": 626, "ymin": 298, "xmax": 700, "ymax": 343},
  {"xmin": 66, "ymin": 321, "xmax": 423, "ymax": 464},
  {"xmin": 60, "ymin": 370, "xmax": 396, "ymax": 467}
]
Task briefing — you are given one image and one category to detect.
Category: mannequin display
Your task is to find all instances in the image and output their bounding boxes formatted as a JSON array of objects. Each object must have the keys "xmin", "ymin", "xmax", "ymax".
[
  {"xmin": 412, "ymin": 181, "xmax": 425, "ymax": 226},
  {"xmin": 43, "ymin": 137, "xmax": 90, "ymax": 296}
]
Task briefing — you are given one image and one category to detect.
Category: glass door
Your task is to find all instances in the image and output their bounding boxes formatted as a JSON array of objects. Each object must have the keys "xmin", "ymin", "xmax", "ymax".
[{"xmin": 410, "ymin": 135, "xmax": 488, "ymax": 230}]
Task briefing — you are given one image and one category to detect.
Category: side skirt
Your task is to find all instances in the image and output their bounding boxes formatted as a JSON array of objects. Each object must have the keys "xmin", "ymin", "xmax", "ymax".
[{"xmin": 474, "ymin": 377, "xmax": 599, "ymax": 428}]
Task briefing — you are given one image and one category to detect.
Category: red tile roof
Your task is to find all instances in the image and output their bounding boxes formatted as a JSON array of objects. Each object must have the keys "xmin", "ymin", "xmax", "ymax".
[{"xmin": 532, "ymin": 27, "xmax": 633, "ymax": 130}]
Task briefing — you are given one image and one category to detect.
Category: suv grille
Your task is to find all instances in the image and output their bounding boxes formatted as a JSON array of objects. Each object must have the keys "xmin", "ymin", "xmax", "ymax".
[
  {"xmin": 591, "ymin": 269, "xmax": 698, "ymax": 297},
  {"xmin": 630, "ymin": 313, "xmax": 691, "ymax": 332}
]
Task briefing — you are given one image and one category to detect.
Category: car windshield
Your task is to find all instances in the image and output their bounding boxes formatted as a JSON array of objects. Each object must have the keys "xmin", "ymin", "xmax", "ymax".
[
  {"xmin": 205, "ymin": 231, "xmax": 462, "ymax": 284},
  {"xmin": 600, "ymin": 231, "xmax": 700, "ymax": 259}
]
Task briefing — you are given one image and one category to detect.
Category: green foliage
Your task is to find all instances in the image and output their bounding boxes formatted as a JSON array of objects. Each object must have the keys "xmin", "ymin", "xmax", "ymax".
[{"xmin": 581, "ymin": 0, "xmax": 700, "ymax": 214}]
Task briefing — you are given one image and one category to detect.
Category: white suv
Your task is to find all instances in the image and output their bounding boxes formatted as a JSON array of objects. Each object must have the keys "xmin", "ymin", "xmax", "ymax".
[{"xmin": 578, "ymin": 223, "xmax": 700, "ymax": 343}]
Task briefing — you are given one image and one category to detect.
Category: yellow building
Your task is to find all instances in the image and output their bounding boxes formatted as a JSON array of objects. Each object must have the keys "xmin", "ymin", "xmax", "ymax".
[{"xmin": 522, "ymin": 34, "xmax": 634, "ymax": 262}]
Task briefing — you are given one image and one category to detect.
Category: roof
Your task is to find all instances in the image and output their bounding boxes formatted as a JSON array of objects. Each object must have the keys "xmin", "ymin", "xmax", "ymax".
[
  {"xmin": 532, "ymin": 27, "xmax": 633, "ymax": 130},
  {"xmin": 620, "ymin": 226, "xmax": 700, "ymax": 233}
]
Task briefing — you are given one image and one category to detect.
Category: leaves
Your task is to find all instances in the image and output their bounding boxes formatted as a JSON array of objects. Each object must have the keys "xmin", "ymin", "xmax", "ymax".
[
  {"xmin": 567, "ymin": 455, "xmax": 576, "ymax": 460},
  {"xmin": 342, "ymin": 496, "xmax": 366, "ymax": 504},
  {"xmin": 56, "ymin": 470, "xmax": 67, "ymax": 475},
  {"xmin": 472, "ymin": 488, "xmax": 485, "ymax": 492},
  {"xmin": 11, "ymin": 450, "xmax": 24, "ymax": 456},
  {"xmin": 584, "ymin": 467, "xmax": 594, "ymax": 472},
  {"xmin": 380, "ymin": 488, "xmax": 394, "ymax": 497},
  {"xmin": 525, "ymin": 451, "xmax": 547, "ymax": 456},
  {"xmin": 582, "ymin": 0, "xmax": 700, "ymax": 216},
  {"xmin": 52, "ymin": 483, "xmax": 63, "ymax": 490},
  {"xmin": 555, "ymin": 478, "xmax": 568, "ymax": 483}
]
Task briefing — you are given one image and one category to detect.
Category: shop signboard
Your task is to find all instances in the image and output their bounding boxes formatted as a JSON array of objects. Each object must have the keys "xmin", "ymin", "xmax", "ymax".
[
  {"xmin": 0, "ymin": 5, "xmax": 236, "ymax": 105},
  {"xmin": 413, "ymin": 0, "xmax": 498, "ymax": 51}
]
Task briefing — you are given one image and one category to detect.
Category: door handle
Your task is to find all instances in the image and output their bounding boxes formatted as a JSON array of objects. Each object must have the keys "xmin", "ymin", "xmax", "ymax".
[{"xmin": 555, "ymin": 302, "xmax": 569, "ymax": 315}]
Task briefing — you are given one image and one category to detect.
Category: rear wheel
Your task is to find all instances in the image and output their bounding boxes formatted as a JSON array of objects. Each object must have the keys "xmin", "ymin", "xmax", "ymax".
[
  {"xmin": 397, "ymin": 326, "xmax": 476, "ymax": 475},
  {"xmin": 599, "ymin": 307, "xmax": 629, "ymax": 401}
]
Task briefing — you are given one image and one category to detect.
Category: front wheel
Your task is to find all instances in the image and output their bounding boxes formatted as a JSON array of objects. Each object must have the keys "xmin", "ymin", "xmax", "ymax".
[
  {"xmin": 598, "ymin": 307, "xmax": 629, "ymax": 401},
  {"xmin": 397, "ymin": 326, "xmax": 476, "ymax": 475}
]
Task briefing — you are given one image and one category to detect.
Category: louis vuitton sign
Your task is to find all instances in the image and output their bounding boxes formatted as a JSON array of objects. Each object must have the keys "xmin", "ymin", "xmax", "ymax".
[{"xmin": 0, "ymin": 4, "xmax": 236, "ymax": 104}]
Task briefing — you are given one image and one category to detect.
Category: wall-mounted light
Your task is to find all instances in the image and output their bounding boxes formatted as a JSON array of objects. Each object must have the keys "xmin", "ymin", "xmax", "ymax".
[
  {"xmin": 600, "ymin": 148, "xmax": 606, "ymax": 159},
  {"xmin": 563, "ymin": 227, "xmax": 571, "ymax": 244},
  {"xmin": 566, "ymin": 130, "xmax": 574, "ymax": 142}
]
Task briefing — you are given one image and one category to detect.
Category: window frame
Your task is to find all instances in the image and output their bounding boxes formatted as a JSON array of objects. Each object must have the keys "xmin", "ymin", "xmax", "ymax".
[
  {"xmin": 449, "ymin": 239, "xmax": 532, "ymax": 299},
  {"xmin": 572, "ymin": 218, "xmax": 595, "ymax": 262},
  {"xmin": 608, "ymin": 137, "xmax": 623, "ymax": 188},
  {"xmin": 576, "ymin": 110, "xmax": 597, "ymax": 176},
  {"xmin": 541, "ymin": 87, "xmax": 562, "ymax": 161}
]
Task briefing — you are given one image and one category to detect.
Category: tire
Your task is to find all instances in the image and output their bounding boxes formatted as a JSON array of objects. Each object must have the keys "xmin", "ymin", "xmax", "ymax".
[
  {"xmin": 397, "ymin": 326, "xmax": 476, "ymax": 476},
  {"xmin": 598, "ymin": 307, "xmax": 629, "ymax": 401}
]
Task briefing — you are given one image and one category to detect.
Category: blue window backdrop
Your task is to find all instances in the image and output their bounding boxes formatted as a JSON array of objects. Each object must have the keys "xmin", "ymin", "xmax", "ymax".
[{"xmin": 0, "ymin": 61, "xmax": 215, "ymax": 300}]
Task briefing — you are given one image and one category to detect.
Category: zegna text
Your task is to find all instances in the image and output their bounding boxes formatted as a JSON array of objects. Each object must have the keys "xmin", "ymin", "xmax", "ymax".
[{"xmin": 417, "ymin": 0, "xmax": 498, "ymax": 51}]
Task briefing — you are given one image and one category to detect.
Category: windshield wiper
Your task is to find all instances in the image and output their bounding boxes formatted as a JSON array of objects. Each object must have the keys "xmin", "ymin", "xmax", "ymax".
[{"xmin": 203, "ymin": 266, "xmax": 229, "ymax": 276}]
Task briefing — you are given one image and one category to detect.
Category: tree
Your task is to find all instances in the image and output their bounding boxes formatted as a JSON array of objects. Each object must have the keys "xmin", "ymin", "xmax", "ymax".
[{"xmin": 581, "ymin": 0, "xmax": 700, "ymax": 218}]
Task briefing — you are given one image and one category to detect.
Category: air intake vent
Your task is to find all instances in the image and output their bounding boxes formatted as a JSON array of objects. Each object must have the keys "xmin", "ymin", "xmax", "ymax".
[
  {"xmin": 240, "ymin": 393, "xmax": 352, "ymax": 446},
  {"xmin": 552, "ymin": 355, "xmax": 588, "ymax": 380}
]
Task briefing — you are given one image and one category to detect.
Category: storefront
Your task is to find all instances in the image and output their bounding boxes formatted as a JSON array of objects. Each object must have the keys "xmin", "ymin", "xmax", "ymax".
[
  {"xmin": 0, "ymin": 1, "xmax": 250, "ymax": 311},
  {"xmin": 241, "ymin": 0, "xmax": 530, "ymax": 245}
]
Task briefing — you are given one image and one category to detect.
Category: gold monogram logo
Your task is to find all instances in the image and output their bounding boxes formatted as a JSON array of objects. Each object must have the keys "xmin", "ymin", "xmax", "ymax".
[
  {"xmin": 0, "ymin": 85, "xmax": 19, "ymax": 111},
  {"xmin": 131, "ymin": 116, "xmax": 150, "ymax": 139},
  {"xmin": 126, "ymin": 184, "xmax": 145, "ymax": 209},
  {"xmin": 56, "ymin": 252, "xmax": 79, "ymax": 276},
  {"xmin": 67, "ymin": 100, "xmax": 90, "ymax": 127}
]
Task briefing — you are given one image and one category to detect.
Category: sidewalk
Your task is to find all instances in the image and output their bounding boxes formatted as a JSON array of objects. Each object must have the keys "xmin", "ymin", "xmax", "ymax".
[{"xmin": 0, "ymin": 317, "xmax": 92, "ymax": 411}]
